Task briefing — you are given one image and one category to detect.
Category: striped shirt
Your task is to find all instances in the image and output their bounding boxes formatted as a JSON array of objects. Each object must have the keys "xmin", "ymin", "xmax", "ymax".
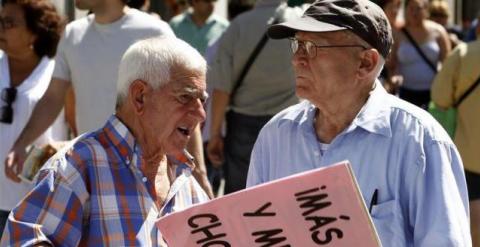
[{"xmin": 0, "ymin": 115, "xmax": 209, "ymax": 246}]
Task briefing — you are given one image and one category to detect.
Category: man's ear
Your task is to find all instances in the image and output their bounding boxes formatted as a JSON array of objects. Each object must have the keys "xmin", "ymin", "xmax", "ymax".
[
  {"xmin": 129, "ymin": 79, "xmax": 148, "ymax": 115},
  {"xmin": 357, "ymin": 49, "xmax": 379, "ymax": 79}
]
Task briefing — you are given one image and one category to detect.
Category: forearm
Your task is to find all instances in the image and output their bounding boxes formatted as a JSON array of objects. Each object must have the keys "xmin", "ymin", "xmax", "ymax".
[
  {"xmin": 187, "ymin": 126, "xmax": 214, "ymax": 198},
  {"xmin": 14, "ymin": 79, "xmax": 69, "ymax": 148},
  {"xmin": 209, "ymin": 89, "xmax": 230, "ymax": 138}
]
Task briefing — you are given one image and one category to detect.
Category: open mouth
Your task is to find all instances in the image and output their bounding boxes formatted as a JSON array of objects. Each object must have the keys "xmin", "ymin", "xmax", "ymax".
[{"xmin": 177, "ymin": 127, "xmax": 191, "ymax": 136}]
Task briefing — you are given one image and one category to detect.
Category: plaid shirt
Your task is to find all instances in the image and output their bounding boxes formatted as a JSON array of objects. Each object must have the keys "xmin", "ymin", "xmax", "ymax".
[{"xmin": 1, "ymin": 115, "xmax": 209, "ymax": 246}]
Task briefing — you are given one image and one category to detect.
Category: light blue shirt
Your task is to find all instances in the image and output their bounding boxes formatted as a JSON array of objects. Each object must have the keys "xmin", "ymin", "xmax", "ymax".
[
  {"xmin": 247, "ymin": 82, "xmax": 471, "ymax": 246},
  {"xmin": 169, "ymin": 12, "xmax": 229, "ymax": 56}
]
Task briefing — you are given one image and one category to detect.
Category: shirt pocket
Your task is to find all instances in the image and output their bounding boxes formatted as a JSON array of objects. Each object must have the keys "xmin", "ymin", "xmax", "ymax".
[{"xmin": 371, "ymin": 199, "xmax": 407, "ymax": 247}]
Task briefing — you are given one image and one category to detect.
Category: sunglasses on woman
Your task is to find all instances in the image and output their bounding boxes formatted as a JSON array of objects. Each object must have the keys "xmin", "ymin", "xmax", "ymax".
[{"xmin": 0, "ymin": 87, "xmax": 17, "ymax": 124}]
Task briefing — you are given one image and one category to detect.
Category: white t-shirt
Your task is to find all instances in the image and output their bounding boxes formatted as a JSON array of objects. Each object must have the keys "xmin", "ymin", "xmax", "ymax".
[
  {"xmin": 53, "ymin": 8, "xmax": 174, "ymax": 134},
  {"xmin": 0, "ymin": 52, "xmax": 66, "ymax": 210}
]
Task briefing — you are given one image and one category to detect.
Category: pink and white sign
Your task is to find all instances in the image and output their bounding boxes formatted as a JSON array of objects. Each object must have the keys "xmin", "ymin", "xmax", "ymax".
[{"xmin": 157, "ymin": 161, "xmax": 380, "ymax": 246}]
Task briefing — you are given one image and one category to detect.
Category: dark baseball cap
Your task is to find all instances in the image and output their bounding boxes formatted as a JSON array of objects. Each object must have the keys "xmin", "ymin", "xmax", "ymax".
[{"xmin": 267, "ymin": 0, "xmax": 393, "ymax": 58}]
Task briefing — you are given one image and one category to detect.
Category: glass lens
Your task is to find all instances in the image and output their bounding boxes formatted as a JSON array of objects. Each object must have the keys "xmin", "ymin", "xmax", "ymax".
[
  {"xmin": 304, "ymin": 40, "xmax": 315, "ymax": 58},
  {"xmin": 290, "ymin": 39, "xmax": 298, "ymax": 54},
  {"xmin": 1, "ymin": 87, "xmax": 17, "ymax": 104},
  {"xmin": 0, "ymin": 105, "xmax": 13, "ymax": 124}
]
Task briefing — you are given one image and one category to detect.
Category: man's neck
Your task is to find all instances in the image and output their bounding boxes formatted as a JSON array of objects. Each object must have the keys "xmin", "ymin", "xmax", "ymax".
[
  {"xmin": 94, "ymin": 3, "xmax": 128, "ymax": 24},
  {"xmin": 116, "ymin": 107, "xmax": 166, "ymax": 165},
  {"xmin": 313, "ymin": 86, "xmax": 372, "ymax": 144}
]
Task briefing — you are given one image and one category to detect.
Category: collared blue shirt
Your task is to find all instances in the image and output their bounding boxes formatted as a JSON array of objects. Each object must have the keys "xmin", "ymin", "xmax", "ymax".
[
  {"xmin": 247, "ymin": 82, "xmax": 471, "ymax": 246},
  {"xmin": 1, "ymin": 115, "xmax": 209, "ymax": 246}
]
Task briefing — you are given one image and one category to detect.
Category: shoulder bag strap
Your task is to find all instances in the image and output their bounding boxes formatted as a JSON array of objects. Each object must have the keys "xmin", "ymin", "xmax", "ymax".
[
  {"xmin": 401, "ymin": 28, "xmax": 438, "ymax": 73},
  {"xmin": 454, "ymin": 74, "xmax": 480, "ymax": 107},
  {"xmin": 230, "ymin": 19, "xmax": 279, "ymax": 100}
]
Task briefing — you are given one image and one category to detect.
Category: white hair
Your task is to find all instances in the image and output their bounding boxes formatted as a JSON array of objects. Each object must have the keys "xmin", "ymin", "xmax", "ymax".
[{"xmin": 116, "ymin": 36, "xmax": 206, "ymax": 106}]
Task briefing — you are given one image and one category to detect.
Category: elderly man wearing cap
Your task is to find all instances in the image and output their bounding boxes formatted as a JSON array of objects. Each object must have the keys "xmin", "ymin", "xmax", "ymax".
[{"xmin": 246, "ymin": 0, "xmax": 471, "ymax": 245}]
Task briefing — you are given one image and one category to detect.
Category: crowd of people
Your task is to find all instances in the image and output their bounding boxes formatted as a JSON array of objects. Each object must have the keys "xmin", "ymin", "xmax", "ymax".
[{"xmin": 0, "ymin": 0, "xmax": 479, "ymax": 246}]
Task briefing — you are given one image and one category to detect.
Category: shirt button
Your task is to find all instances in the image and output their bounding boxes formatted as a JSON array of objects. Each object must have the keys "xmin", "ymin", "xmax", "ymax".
[
  {"xmin": 125, "ymin": 159, "xmax": 130, "ymax": 165},
  {"xmin": 142, "ymin": 177, "xmax": 147, "ymax": 182}
]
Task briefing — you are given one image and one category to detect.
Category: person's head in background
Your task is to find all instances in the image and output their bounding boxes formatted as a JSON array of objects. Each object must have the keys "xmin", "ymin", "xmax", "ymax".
[
  {"xmin": 228, "ymin": 0, "xmax": 253, "ymax": 20},
  {"xmin": 404, "ymin": 0, "xmax": 429, "ymax": 26},
  {"xmin": 373, "ymin": 0, "xmax": 401, "ymax": 28},
  {"xmin": 429, "ymin": 0, "xmax": 450, "ymax": 27},
  {"xmin": 187, "ymin": 0, "xmax": 216, "ymax": 20},
  {"xmin": 127, "ymin": 0, "xmax": 161, "ymax": 19},
  {"xmin": 0, "ymin": 0, "xmax": 64, "ymax": 59}
]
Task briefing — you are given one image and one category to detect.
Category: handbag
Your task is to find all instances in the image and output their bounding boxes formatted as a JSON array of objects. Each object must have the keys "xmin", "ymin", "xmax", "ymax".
[
  {"xmin": 428, "ymin": 74, "xmax": 480, "ymax": 137},
  {"xmin": 428, "ymin": 102, "xmax": 457, "ymax": 137}
]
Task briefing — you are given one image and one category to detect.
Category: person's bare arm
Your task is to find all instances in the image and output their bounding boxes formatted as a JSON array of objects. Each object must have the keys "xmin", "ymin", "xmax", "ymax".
[
  {"xmin": 5, "ymin": 78, "xmax": 70, "ymax": 182},
  {"xmin": 436, "ymin": 24, "xmax": 452, "ymax": 62},
  {"xmin": 187, "ymin": 125, "xmax": 214, "ymax": 198},
  {"xmin": 65, "ymin": 85, "xmax": 77, "ymax": 137},
  {"xmin": 206, "ymin": 89, "xmax": 230, "ymax": 167}
]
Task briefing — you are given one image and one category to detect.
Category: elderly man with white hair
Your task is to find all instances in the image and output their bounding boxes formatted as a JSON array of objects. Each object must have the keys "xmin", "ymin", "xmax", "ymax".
[{"xmin": 0, "ymin": 36, "xmax": 209, "ymax": 246}]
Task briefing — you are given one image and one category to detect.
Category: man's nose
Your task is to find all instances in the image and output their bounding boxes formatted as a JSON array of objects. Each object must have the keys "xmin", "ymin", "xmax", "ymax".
[
  {"xmin": 292, "ymin": 48, "xmax": 308, "ymax": 67},
  {"xmin": 189, "ymin": 99, "xmax": 206, "ymax": 122}
]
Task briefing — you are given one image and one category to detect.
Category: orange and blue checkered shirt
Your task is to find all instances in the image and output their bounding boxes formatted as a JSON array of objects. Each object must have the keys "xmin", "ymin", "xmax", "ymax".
[{"xmin": 0, "ymin": 115, "xmax": 209, "ymax": 246}]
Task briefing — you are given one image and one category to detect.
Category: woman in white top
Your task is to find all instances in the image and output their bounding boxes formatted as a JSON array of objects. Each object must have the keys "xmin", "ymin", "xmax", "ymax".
[
  {"xmin": 389, "ymin": 0, "xmax": 450, "ymax": 109},
  {"xmin": 0, "ymin": 0, "xmax": 64, "ymax": 236}
]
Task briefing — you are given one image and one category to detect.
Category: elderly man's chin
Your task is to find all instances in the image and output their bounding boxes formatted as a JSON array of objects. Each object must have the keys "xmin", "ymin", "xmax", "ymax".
[{"xmin": 295, "ymin": 84, "xmax": 312, "ymax": 99}]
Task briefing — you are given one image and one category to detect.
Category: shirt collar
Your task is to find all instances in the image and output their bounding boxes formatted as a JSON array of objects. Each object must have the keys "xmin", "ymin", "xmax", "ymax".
[
  {"xmin": 103, "ymin": 115, "xmax": 137, "ymax": 161},
  {"xmin": 352, "ymin": 80, "xmax": 392, "ymax": 137},
  {"xmin": 279, "ymin": 80, "xmax": 392, "ymax": 138}
]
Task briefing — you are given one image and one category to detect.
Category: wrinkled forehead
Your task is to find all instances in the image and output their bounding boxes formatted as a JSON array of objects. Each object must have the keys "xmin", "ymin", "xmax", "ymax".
[
  {"xmin": 170, "ymin": 64, "xmax": 205, "ymax": 78},
  {"xmin": 169, "ymin": 71, "xmax": 206, "ymax": 91}
]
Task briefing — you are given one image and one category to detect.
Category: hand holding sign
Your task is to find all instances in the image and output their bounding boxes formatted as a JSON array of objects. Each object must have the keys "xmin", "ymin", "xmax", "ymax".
[{"xmin": 157, "ymin": 161, "xmax": 380, "ymax": 246}]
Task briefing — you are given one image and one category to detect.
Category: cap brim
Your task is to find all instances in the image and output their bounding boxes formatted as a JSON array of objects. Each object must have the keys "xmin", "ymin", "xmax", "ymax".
[{"xmin": 267, "ymin": 16, "xmax": 347, "ymax": 39}]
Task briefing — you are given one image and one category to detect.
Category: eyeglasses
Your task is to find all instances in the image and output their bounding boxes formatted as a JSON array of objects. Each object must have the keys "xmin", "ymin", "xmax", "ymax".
[
  {"xmin": 0, "ymin": 16, "xmax": 22, "ymax": 30},
  {"xmin": 0, "ymin": 87, "xmax": 17, "ymax": 124},
  {"xmin": 289, "ymin": 38, "xmax": 368, "ymax": 58}
]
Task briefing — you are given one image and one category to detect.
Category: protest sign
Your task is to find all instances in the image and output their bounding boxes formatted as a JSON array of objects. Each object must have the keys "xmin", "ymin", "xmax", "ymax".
[{"xmin": 157, "ymin": 161, "xmax": 380, "ymax": 246}]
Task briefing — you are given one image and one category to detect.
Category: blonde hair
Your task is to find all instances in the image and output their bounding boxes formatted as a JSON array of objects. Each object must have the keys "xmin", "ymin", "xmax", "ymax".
[{"xmin": 429, "ymin": 0, "xmax": 450, "ymax": 18}]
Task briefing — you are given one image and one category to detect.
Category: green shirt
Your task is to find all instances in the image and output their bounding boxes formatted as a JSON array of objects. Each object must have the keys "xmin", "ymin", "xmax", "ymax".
[{"xmin": 169, "ymin": 12, "xmax": 229, "ymax": 56}]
